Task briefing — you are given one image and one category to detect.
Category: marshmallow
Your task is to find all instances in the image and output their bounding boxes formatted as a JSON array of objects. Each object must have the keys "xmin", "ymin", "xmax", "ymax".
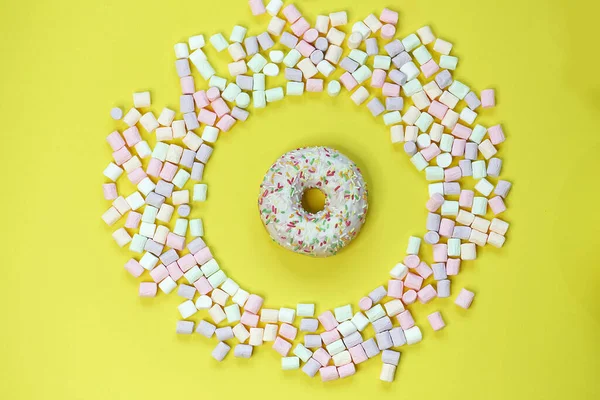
[
  {"xmin": 233, "ymin": 323, "xmax": 251, "ymax": 343},
  {"xmin": 294, "ymin": 344, "xmax": 313, "ymax": 362},
  {"xmin": 379, "ymin": 363, "xmax": 397, "ymax": 382},
  {"xmin": 282, "ymin": 357, "xmax": 300, "ymax": 370},
  {"xmin": 263, "ymin": 324, "xmax": 278, "ymax": 342},
  {"xmin": 196, "ymin": 320, "xmax": 216, "ymax": 337},
  {"xmin": 234, "ymin": 344, "xmax": 253, "ymax": 358},
  {"xmin": 175, "ymin": 320, "xmax": 194, "ymax": 334}
]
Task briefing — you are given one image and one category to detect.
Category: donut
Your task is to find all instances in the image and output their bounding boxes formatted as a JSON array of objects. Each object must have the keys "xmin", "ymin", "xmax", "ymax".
[{"xmin": 258, "ymin": 146, "xmax": 368, "ymax": 257}]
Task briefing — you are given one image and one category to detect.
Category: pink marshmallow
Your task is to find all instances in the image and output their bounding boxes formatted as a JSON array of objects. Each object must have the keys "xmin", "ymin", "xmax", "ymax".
[
  {"xmin": 397, "ymin": 310, "xmax": 415, "ymax": 330},
  {"xmin": 103, "ymin": 183, "xmax": 118, "ymax": 200},
  {"xmin": 177, "ymin": 254, "xmax": 196, "ymax": 272},
  {"xmin": 418, "ymin": 284, "xmax": 437, "ymax": 304},
  {"xmin": 452, "ymin": 124, "xmax": 472, "ymax": 140},
  {"xmin": 459, "ymin": 190, "xmax": 475, "ymax": 208},
  {"xmin": 359, "ymin": 296, "xmax": 373, "ymax": 310},
  {"xmin": 488, "ymin": 196, "xmax": 506, "ymax": 215},
  {"xmin": 387, "ymin": 279, "xmax": 404, "ymax": 298},
  {"xmin": 127, "ymin": 167, "xmax": 147, "ymax": 185},
  {"xmin": 371, "ymin": 69, "xmax": 386, "ymax": 88},
  {"xmin": 348, "ymin": 344, "xmax": 368, "ymax": 364},
  {"xmin": 240, "ymin": 311, "xmax": 259, "ymax": 327},
  {"xmin": 428, "ymin": 100, "xmax": 449, "ymax": 120},
  {"xmin": 380, "ymin": 24, "xmax": 396, "ymax": 40},
  {"xmin": 318, "ymin": 311, "xmax": 339, "ymax": 331},
  {"xmin": 124, "ymin": 211, "xmax": 142, "ymax": 229},
  {"xmin": 166, "ymin": 232, "xmax": 185, "ymax": 250},
  {"xmin": 455, "ymin": 288, "xmax": 475, "ymax": 309},
  {"xmin": 444, "ymin": 166, "xmax": 462, "ymax": 182},
  {"xmin": 124, "ymin": 259, "xmax": 144, "ymax": 277},
  {"xmin": 112, "ymin": 146, "xmax": 132, "ymax": 166},
  {"xmin": 439, "ymin": 218, "xmax": 455, "ymax": 238},
  {"xmin": 167, "ymin": 262, "xmax": 184, "ymax": 281},
  {"xmin": 193, "ymin": 276, "xmax": 213, "ymax": 294},
  {"xmin": 481, "ymin": 89, "xmax": 496, "ymax": 108},
  {"xmin": 211, "ymin": 98, "xmax": 230, "ymax": 117},
  {"xmin": 146, "ymin": 158, "xmax": 163, "ymax": 178},
  {"xmin": 273, "ymin": 337, "xmax": 292, "ymax": 356},
  {"xmin": 433, "ymin": 244, "xmax": 448, "ymax": 262},
  {"xmin": 194, "ymin": 90, "xmax": 209, "ymax": 108},
  {"xmin": 193, "ymin": 247, "xmax": 213, "ymax": 265},
  {"xmin": 306, "ymin": 79, "xmax": 324, "ymax": 92},
  {"xmin": 216, "ymin": 115, "xmax": 236, "ymax": 132},
  {"xmin": 282, "ymin": 4, "xmax": 301, "ymax": 23},
  {"xmin": 446, "ymin": 258, "xmax": 461, "ymax": 275},
  {"xmin": 403, "ymin": 255, "xmax": 420, "ymax": 269},
  {"xmin": 159, "ymin": 162, "xmax": 178, "ymax": 182},
  {"xmin": 248, "ymin": 0, "xmax": 266, "ymax": 15},
  {"xmin": 403, "ymin": 272, "xmax": 423, "ymax": 290},
  {"xmin": 320, "ymin": 366, "xmax": 339, "ymax": 382},
  {"xmin": 313, "ymin": 348, "xmax": 331, "ymax": 366},
  {"xmin": 243, "ymin": 294, "xmax": 263, "ymax": 314},
  {"xmin": 421, "ymin": 59, "xmax": 440, "ymax": 78},
  {"xmin": 402, "ymin": 289, "xmax": 417, "ymax": 305},
  {"xmin": 338, "ymin": 363, "xmax": 356, "ymax": 378},
  {"xmin": 279, "ymin": 323, "xmax": 298, "ymax": 341},
  {"xmin": 415, "ymin": 261, "xmax": 433, "ymax": 279},
  {"xmin": 379, "ymin": 8, "xmax": 399, "ymax": 24},
  {"xmin": 340, "ymin": 72, "xmax": 358, "ymax": 91},
  {"xmin": 139, "ymin": 282, "xmax": 157, "ymax": 297},
  {"xmin": 291, "ymin": 17, "xmax": 310, "ymax": 36},
  {"xmin": 123, "ymin": 127, "xmax": 141, "ymax": 147},
  {"xmin": 107, "ymin": 131, "xmax": 126, "ymax": 151},
  {"xmin": 382, "ymin": 82, "xmax": 400, "ymax": 97},
  {"xmin": 421, "ymin": 143, "xmax": 441, "ymax": 161},
  {"xmin": 180, "ymin": 76, "xmax": 195, "ymax": 95},
  {"xmin": 428, "ymin": 311, "xmax": 445, "ymax": 331},
  {"xmin": 321, "ymin": 329, "xmax": 341, "ymax": 345},
  {"xmin": 452, "ymin": 139, "xmax": 466, "ymax": 157},
  {"xmin": 198, "ymin": 109, "xmax": 217, "ymax": 125},
  {"xmin": 488, "ymin": 124, "xmax": 505, "ymax": 144},
  {"xmin": 426, "ymin": 193, "xmax": 445, "ymax": 212},
  {"xmin": 150, "ymin": 264, "xmax": 169, "ymax": 282},
  {"xmin": 303, "ymin": 28, "xmax": 319, "ymax": 43},
  {"xmin": 295, "ymin": 40, "xmax": 315, "ymax": 57},
  {"xmin": 206, "ymin": 87, "xmax": 220, "ymax": 101}
]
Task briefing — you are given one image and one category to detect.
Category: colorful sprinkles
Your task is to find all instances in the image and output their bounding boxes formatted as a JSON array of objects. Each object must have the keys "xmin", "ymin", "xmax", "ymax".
[{"xmin": 259, "ymin": 147, "xmax": 368, "ymax": 257}]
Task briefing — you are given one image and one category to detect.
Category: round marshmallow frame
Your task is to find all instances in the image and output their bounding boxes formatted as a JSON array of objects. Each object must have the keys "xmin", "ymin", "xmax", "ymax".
[{"xmin": 102, "ymin": 3, "xmax": 511, "ymax": 383}]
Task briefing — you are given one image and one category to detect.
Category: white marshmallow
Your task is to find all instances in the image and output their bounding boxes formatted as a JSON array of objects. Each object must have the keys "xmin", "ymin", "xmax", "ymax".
[
  {"xmin": 230, "ymin": 25, "xmax": 247, "ymax": 43},
  {"xmin": 380, "ymin": 363, "xmax": 397, "ymax": 382},
  {"xmin": 350, "ymin": 86, "xmax": 369, "ymax": 105},
  {"xmin": 178, "ymin": 300, "xmax": 197, "ymax": 318},
  {"xmin": 265, "ymin": 87, "xmax": 284, "ymax": 102},
  {"xmin": 404, "ymin": 326, "xmax": 423, "ymax": 345},
  {"xmin": 297, "ymin": 303, "xmax": 315, "ymax": 317},
  {"xmin": 279, "ymin": 307, "xmax": 296, "ymax": 323},
  {"xmin": 282, "ymin": 357, "xmax": 300, "ymax": 370},
  {"xmin": 189, "ymin": 34, "xmax": 205, "ymax": 49},
  {"xmin": 210, "ymin": 33, "xmax": 229, "ymax": 52},
  {"xmin": 174, "ymin": 43, "xmax": 189, "ymax": 59}
]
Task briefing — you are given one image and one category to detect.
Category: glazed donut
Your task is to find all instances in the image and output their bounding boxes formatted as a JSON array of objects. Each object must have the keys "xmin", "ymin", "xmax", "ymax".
[{"xmin": 258, "ymin": 147, "xmax": 368, "ymax": 257}]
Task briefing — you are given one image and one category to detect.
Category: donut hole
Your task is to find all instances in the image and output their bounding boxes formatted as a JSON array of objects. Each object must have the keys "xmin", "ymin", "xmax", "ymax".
[{"xmin": 301, "ymin": 187, "xmax": 326, "ymax": 214}]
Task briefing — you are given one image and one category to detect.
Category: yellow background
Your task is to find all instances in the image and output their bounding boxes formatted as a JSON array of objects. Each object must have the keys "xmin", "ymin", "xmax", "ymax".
[{"xmin": 1, "ymin": 0, "xmax": 599, "ymax": 398}]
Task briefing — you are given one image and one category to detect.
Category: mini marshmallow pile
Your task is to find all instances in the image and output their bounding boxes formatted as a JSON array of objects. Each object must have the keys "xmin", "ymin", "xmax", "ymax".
[{"xmin": 102, "ymin": 1, "xmax": 511, "ymax": 383}]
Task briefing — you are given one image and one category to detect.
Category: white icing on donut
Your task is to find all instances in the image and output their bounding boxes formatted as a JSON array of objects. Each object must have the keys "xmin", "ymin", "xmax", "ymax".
[{"xmin": 258, "ymin": 147, "xmax": 368, "ymax": 257}]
